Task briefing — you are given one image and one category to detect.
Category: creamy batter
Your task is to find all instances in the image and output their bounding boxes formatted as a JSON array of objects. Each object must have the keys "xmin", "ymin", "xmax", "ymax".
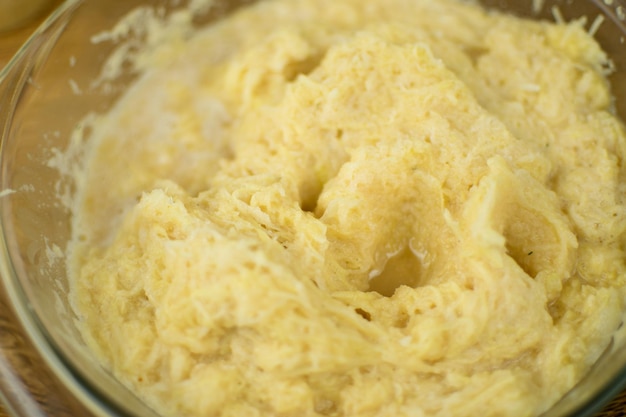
[{"xmin": 68, "ymin": 0, "xmax": 626, "ymax": 416}]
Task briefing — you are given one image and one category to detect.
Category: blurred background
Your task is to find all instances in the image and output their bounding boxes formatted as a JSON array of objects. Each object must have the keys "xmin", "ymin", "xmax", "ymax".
[{"xmin": 0, "ymin": 0, "xmax": 62, "ymax": 67}]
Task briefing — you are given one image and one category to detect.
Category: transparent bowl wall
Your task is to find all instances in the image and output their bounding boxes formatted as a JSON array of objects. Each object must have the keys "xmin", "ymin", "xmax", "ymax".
[{"xmin": 1, "ymin": 0, "xmax": 626, "ymax": 416}]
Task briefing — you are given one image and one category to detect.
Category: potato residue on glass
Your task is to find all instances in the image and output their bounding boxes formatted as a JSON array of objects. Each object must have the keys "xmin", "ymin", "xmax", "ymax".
[{"xmin": 68, "ymin": 0, "xmax": 626, "ymax": 416}]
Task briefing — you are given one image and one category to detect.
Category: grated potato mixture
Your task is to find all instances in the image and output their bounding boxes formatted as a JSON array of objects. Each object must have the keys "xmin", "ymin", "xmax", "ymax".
[{"xmin": 68, "ymin": 0, "xmax": 626, "ymax": 416}]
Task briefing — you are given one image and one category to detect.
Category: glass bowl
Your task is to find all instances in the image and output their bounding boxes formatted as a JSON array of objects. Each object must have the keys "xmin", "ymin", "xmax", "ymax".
[{"xmin": 2, "ymin": 0, "xmax": 626, "ymax": 416}]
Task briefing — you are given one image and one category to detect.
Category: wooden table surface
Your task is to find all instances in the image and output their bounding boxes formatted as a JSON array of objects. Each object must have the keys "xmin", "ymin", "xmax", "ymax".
[{"xmin": 1, "ymin": 2, "xmax": 626, "ymax": 417}]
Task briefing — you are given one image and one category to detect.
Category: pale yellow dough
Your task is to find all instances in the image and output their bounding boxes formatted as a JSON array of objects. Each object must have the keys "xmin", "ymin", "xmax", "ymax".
[{"xmin": 69, "ymin": 0, "xmax": 626, "ymax": 416}]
